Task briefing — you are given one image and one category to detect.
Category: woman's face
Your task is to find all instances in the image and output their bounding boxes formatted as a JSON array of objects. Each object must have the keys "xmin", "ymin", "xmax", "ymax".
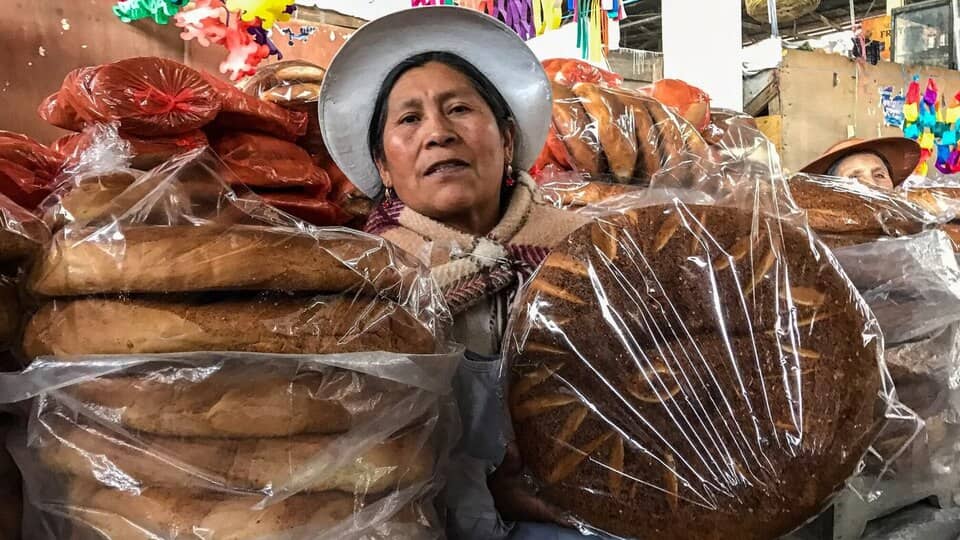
[
  {"xmin": 833, "ymin": 152, "xmax": 893, "ymax": 189},
  {"xmin": 376, "ymin": 62, "xmax": 513, "ymax": 225}
]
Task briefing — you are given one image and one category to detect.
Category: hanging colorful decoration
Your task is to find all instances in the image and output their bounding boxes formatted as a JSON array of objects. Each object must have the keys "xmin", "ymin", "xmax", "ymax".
[
  {"xmin": 411, "ymin": 0, "xmax": 536, "ymax": 40},
  {"xmin": 113, "ymin": 0, "xmax": 187, "ymax": 24},
  {"xmin": 115, "ymin": 0, "xmax": 290, "ymax": 80},
  {"xmin": 225, "ymin": 0, "xmax": 292, "ymax": 29},
  {"xmin": 533, "ymin": 0, "xmax": 563, "ymax": 35},
  {"xmin": 568, "ymin": 0, "xmax": 624, "ymax": 61},
  {"xmin": 901, "ymin": 75, "xmax": 960, "ymax": 177}
]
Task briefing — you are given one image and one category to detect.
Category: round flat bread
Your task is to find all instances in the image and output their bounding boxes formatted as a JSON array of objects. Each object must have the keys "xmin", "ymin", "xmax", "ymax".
[{"xmin": 506, "ymin": 203, "xmax": 884, "ymax": 540}]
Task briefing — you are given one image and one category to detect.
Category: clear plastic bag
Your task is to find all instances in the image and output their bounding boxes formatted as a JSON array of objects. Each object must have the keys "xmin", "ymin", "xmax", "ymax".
[
  {"xmin": 0, "ymin": 349, "xmax": 461, "ymax": 539},
  {"xmin": 29, "ymin": 137, "xmax": 449, "ymax": 346},
  {"xmin": 787, "ymin": 174, "xmax": 943, "ymax": 244},
  {"xmin": 533, "ymin": 82, "xmax": 713, "ymax": 196},
  {"xmin": 501, "ymin": 120, "xmax": 917, "ymax": 539},
  {"xmin": 54, "ymin": 130, "xmax": 208, "ymax": 172},
  {"xmin": 832, "ymin": 230, "xmax": 960, "ymax": 345},
  {"xmin": 0, "ymin": 192, "xmax": 49, "ymax": 264}
]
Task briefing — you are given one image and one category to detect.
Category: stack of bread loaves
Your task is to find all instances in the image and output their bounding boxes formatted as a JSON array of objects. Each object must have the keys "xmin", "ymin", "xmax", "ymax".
[
  {"xmin": 6, "ymin": 145, "xmax": 458, "ymax": 538},
  {"xmin": 0, "ymin": 133, "xmax": 56, "ymax": 539},
  {"xmin": 502, "ymin": 124, "xmax": 912, "ymax": 539}
]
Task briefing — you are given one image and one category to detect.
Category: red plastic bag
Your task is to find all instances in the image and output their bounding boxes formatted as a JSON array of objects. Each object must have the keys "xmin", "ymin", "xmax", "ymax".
[
  {"xmin": 212, "ymin": 132, "xmax": 329, "ymax": 192},
  {"xmin": 54, "ymin": 130, "xmax": 208, "ymax": 171},
  {"xmin": 0, "ymin": 132, "xmax": 63, "ymax": 210},
  {"xmin": 37, "ymin": 90, "xmax": 85, "ymax": 132},
  {"xmin": 638, "ymin": 79, "xmax": 712, "ymax": 132},
  {"xmin": 542, "ymin": 58, "xmax": 623, "ymax": 88},
  {"xmin": 202, "ymin": 74, "xmax": 308, "ymax": 141},
  {"xmin": 60, "ymin": 58, "xmax": 221, "ymax": 137},
  {"xmin": 257, "ymin": 191, "xmax": 350, "ymax": 226}
]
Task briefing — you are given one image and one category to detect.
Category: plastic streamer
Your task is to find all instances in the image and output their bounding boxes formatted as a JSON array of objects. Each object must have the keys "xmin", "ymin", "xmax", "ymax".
[
  {"xmin": 412, "ymin": 0, "xmax": 534, "ymax": 39},
  {"xmin": 533, "ymin": 0, "xmax": 563, "ymax": 35},
  {"xmin": 113, "ymin": 0, "xmax": 187, "ymax": 24}
]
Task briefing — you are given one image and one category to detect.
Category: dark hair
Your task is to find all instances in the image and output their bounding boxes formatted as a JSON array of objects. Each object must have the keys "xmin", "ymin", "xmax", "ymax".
[{"xmin": 368, "ymin": 52, "xmax": 515, "ymax": 165}]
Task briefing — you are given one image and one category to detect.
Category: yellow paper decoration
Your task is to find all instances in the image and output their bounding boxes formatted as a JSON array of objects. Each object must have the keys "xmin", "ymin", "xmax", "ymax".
[
  {"xmin": 225, "ymin": 0, "xmax": 291, "ymax": 29},
  {"xmin": 534, "ymin": 0, "xmax": 563, "ymax": 35},
  {"xmin": 917, "ymin": 161, "xmax": 929, "ymax": 176},
  {"xmin": 947, "ymin": 106, "xmax": 960, "ymax": 125},
  {"xmin": 919, "ymin": 131, "xmax": 936, "ymax": 150},
  {"xmin": 903, "ymin": 102, "xmax": 920, "ymax": 123}
]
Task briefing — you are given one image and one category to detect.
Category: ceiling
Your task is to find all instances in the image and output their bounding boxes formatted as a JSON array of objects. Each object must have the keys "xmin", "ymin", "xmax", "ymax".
[{"xmin": 619, "ymin": 0, "xmax": 899, "ymax": 51}]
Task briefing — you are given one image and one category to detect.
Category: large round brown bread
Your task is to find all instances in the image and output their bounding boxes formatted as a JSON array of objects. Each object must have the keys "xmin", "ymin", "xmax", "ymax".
[
  {"xmin": 58, "ymin": 364, "xmax": 427, "ymax": 438},
  {"xmin": 788, "ymin": 175, "xmax": 931, "ymax": 235},
  {"xmin": 40, "ymin": 416, "xmax": 434, "ymax": 495},
  {"xmin": 506, "ymin": 204, "xmax": 883, "ymax": 540},
  {"xmin": 23, "ymin": 294, "xmax": 435, "ymax": 357},
  {"xmin": 27, "ymin": 225, "xmax": 413, "ymax": 297},
  {"xmin": 62, "ymin": 483, "xmax": 432, "ymax": 539}
]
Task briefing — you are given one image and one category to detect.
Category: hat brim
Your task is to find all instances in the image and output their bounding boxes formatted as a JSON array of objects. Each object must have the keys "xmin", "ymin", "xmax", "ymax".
[
  {"xmin": 319, "ymin": 6, "xmax": 552, "ymax": 199},
  {"xmin": 798, "ymin": 137, "xmax": 922, "ymax": 187}
]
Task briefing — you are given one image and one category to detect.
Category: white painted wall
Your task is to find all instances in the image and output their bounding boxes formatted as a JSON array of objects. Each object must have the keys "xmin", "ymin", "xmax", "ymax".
[{"xmin": 662, "ymin": 0, "xmax": 744, "ymax": 111}]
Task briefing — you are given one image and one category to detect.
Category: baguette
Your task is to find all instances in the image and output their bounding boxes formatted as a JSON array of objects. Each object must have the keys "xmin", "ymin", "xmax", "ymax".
[
  {"xmin": 60, "ymin": 365, "xmax": 425, "ymax": 438},
  {"xmin": 64, "ymin": 483, "xmax": 431, "ymax": 539},
  {"xmin": 572, "ymin": 83, "xmax": 638, "ymax": 181},
  {"xmin": 27, "ymin": 225, "xmax": 412, "ymax": 297},
  {"xmin": 551, "ymin": 83, "xmax": 601, "ymax": 176},
  {"xmin": 24, "ymin": 295, "xmax": 435, "ymax": 357},
  {"xmin": 41, "ymin": 417, "xmax": 434, "ymax": 494},
  {"xmin": 611, "ymin": 92, "xmax": 660, "ymax": 181}
]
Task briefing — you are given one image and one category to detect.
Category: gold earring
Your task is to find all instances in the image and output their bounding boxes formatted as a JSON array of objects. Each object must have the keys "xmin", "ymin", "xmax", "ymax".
[{"xmin": 384, "ymin": 186, "xmax": 395, "ymax": 200}]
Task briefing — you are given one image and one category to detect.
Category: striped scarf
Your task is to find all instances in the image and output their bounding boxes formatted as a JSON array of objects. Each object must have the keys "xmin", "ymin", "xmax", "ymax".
[{"xmin": 365, "ymin": 173, "xmax": 590, "ymax": 315}]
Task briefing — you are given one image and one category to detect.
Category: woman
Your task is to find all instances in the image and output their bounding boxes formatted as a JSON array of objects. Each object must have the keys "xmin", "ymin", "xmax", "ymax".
[
  {"xmin": 320, "ymin": 6, "xmax": 599, "ymax": 540},
  {"xmin": 799, "ymin": 137, "xmax": 921, "ymax": 189}
]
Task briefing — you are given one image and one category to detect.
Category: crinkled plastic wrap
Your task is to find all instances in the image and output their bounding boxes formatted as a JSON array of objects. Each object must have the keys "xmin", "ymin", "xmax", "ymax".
[
  {"xmin": 787, "ymin": 174, "xmax": 943, "ymax": 247},
  {"xmin": 533, "ymin": 82, "xmax": 712, "ymax": 201},
  {"xmin": 54, "ymin": 129, "xmax": 208, "ymax": 172},
  {"xmin": 832, "ymin": 230, "xmax": 960, "ymax": 345},
  {"xmin": 0, "ymin": 348, "xmax": 461, "ymax": 539},
  {"xmin": 28, "ymin": 141, "xmax": 449, "ymax": 345},
  {"xmin": 46, "ymin": 59, "xmax": 222, "ymax": 137},
  {"xmin": 5, "ymin": 136, "xmax": 458, "ymax": 537},
  {"xmin": 502, "ymin": 121, "xmax": 915, "ymax": 539},
  {"xmin": 0, "ymin": 191, "xmax": 49, "ymax": 264}
]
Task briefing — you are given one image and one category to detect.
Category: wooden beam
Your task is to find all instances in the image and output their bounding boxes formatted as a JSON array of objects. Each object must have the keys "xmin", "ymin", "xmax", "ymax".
[{"xmin": 815, "ymin": 12, "xmax": 846, "ymax": 33}]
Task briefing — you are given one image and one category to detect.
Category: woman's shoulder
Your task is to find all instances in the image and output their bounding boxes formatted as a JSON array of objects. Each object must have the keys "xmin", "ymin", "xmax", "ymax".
[{"xmin": 517, "ymin": 183, "xmax": 593, "ymax": 249}]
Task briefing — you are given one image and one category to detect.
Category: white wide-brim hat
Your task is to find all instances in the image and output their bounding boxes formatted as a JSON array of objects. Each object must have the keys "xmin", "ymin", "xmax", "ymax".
[{"xmin": 319, "ymin": 6, "xmax": 552, "ymax": 199}]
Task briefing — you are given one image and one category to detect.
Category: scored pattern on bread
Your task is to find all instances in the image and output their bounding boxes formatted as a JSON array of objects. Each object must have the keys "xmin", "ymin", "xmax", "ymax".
[{"xmin": 506, "ymin": 203, "xmax": 883, "ymax": 540}]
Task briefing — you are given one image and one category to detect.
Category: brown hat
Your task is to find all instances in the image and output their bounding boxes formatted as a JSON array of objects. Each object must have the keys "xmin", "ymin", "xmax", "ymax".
[{"xmin": 799, "ymin": 137, "xmax": 922, "ymax": 186}]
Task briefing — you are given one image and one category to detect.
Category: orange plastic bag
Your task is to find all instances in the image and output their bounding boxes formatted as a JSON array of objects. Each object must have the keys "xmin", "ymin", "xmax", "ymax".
[
  {"xmin": 0, "ymin": 132, "xmax": 63, "ymax": 209},
  {"xmin": 212, "ymin": 132, "xmax": 329, "ymax": 192},
  {"xmin": 202, "ymin": 74, "xmax": 308, "ymax": 141}
]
